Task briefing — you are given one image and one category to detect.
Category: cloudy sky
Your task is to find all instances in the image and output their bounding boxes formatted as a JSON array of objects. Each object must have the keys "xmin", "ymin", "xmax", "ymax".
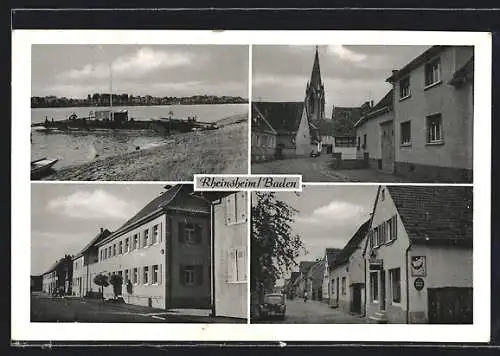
[
  {"xmin": 31, "ymin": 45, "xmax": 249, "ymax": 98},
  {"xmin": 31, "ymin": 183, "xmax": 170, "ymax": 275},
  {"xmin": 253, "ymin": 45, "xmax": 431, "ymax": 112},
  {"xmin": 266, "ymin": 185, "xmax": 379, "ymax": 283}
]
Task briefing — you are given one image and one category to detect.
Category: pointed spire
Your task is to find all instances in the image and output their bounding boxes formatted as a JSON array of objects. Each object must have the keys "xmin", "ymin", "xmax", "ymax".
[{"xmin": 310, "ymin": 45, "xmax": 322, "ymax": 88}]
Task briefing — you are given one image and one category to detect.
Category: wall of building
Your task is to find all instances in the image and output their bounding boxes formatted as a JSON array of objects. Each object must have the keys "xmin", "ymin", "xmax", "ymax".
[
  {"xmin": 72, "ymin": 256, "xmax": 85, "ymax": 297},
  {"xmin": 213, "ymin": 193, "xmax": 248, "ymax": 319},
  {"xmin": 295, "ymin": 108, "xmax": 314, "ymax": 156},
  {"xmin": 365, "ymin": 188, "xmax": 410, "ymax": 324},
  {"xmin": 332, "ymin": 138, "xmax": 358, "ymax": 159},
  {"xmin": 169, "ymin": 210, "xmax": 211, "ymax": 308},
  {"xmin": 393, "ymin": 46, "xmax": 474, "ymax": 181},
  {"xmin": 329, "ymin": 264, "xmax": 350, "ymax": 312},
  {"xmin": 407, "ymin": 244, "xmax": 473, "ymax": 323},
  {"xmin": 251, "ymin": 131, "xmax": 277, "ymax": 162},
  {"xmin": 356, "ymin": 112, "xmax": 394, "ymax": 166},
  {"xmin": 322, "ymin": 262, "xmax": 330, "ymax": 302},
  {"xmin": 96, "ymin": 214, "xmax": 167, "ymax": 308}
]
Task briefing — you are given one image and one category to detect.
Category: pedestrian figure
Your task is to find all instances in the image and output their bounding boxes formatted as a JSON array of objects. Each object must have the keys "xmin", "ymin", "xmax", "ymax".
[{"xmin": 304, "ymin": 291, "xmax": 308, "ymax": 303}]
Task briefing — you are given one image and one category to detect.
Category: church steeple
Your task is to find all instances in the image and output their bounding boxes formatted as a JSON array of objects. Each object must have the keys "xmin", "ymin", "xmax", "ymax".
[{"xmin": 309, "ymin": 45, "xmax": 322, "ymax": 89}]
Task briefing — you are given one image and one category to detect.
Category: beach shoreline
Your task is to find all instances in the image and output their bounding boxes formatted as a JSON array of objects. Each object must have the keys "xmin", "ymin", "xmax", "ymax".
[{"xmin": 42, "ymin": 118, "xmax": 248, "ymax": 181}]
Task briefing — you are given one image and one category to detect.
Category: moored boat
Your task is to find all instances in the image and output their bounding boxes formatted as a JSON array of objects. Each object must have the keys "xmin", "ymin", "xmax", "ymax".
[{"xmin": 31, "ymin": 157, "xmax": 59, "ymax": 179}]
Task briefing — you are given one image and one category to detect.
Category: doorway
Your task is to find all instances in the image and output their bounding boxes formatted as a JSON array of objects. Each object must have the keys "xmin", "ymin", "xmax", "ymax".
[
  {"xmin": 351, "ymin": 284, "xmax": 362, "ymax": 314},
  {"xmin": 380, "ymin": 270, "xmax": 386, "ymax": 311}
]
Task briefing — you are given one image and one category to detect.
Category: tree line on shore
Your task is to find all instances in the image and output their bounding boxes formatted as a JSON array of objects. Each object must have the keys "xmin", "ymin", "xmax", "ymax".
[{"xmin": 31, "ymin": 93, "xmax": 248, "ymax": 108}]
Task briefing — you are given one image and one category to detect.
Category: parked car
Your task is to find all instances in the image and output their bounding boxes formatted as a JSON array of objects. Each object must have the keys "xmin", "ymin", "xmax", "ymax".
[
  {"xmin": 310, "ymin": 149, "xmax": 321, "ymax": 157},
  {"xmin": 259, "ymin": 293, "xmax": 286, "ymax": 320}
]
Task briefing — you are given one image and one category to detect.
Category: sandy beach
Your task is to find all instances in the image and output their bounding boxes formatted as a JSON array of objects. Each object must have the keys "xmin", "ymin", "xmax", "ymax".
[{"xmin": 43, "ymin": 120, "xmax": 248, "ymax": 181}]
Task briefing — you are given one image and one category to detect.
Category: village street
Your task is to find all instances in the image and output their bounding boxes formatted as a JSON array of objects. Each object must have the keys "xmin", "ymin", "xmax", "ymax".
[
  {"xmin": 251, "ymin": 155, "xmax": 405, "ymax": 183},
  {"xmin": 30, "ymin": 292, "xmax": 243, "ymax": 323},
  {"xmin": 257, "ymin": 299, "xmax": 368, "ymax": 324}
]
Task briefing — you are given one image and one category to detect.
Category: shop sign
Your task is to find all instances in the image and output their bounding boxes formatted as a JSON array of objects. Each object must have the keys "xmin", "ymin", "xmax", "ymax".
[
  {"xmin": 414, "ymin": 277, "xmax": 425, "ymax": 291},
  {"xmin": 411, "ymin": 256, "xmax": 427, "ymax": 277}
]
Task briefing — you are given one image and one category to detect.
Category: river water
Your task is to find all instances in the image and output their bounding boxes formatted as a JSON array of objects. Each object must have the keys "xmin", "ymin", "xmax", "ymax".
[{"xmin": 31, "ymin": 103, "xmax": 247, "ymax": 169}]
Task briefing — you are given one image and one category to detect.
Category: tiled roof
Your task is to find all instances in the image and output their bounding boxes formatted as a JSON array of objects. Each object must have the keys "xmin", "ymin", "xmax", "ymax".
[
  {"xmin": 387, "ymin": 186, "xmax": 473, "ymax": 245},
  {"xmin": 325, "ymin": 247, "xmax": 342, "ymax": 268},
  {"xmin": 355, "ymin": 90, "xmax": 394, "ymax": 128},
  {"xmin": 331, "ymin": 106, "xmax": 366, "ymax": 137},
  {"xmin": 252, "ymin": 102, "xmax": 305, "ymax": 135},
  {"xmin": 319, "ymin": 119, "xmax": 334, "ymax": 136},
  {"xmin": 331, "ymin": 219, "xmax": 372, "ymax": 268},
  {"xmin": 299, "ymin": 261, "xmax": 316, "ymax": 274},
  {"xmin": 251, "ymin": 104, "xmax": 277, "ymax": 135},
  {"xmin": 308, "ymin": 259, "xmax": 325, "ymax": 278},
  {"xmin": 450, "ymin": 56, "xmax": 474, "ymax": 86},
  {"xmin": 73, "ymin": 229, "xmax": 112, "ymax": 259}
]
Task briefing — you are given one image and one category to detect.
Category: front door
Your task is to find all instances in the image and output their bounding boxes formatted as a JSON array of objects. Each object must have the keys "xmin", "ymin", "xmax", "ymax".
[
  {"xmin": 380, "ymin": 270, "xmax": 386, "ymax": 311},
  {"xmin": 336, "ymin": 277, "xmax": 339, "ymax": 304},
  {"xmin": 380, "ymin": 121, "xmax": 394, "ymax": 173},
  {"xmin": 352, "ymin": 284, "xmax": 362, "ymax": 314}
]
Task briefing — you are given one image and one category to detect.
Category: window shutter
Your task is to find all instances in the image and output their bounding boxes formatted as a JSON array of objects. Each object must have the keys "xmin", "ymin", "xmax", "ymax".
[
  {"xmin": 393, "ymin": 216, "xmax": 398, "ymax": 239},
  {"xmin": 137, "ymin": 268, "xmax": 141, "ymax": 285},
  {"xmin": 195, "ymin": 224, "xmax": 202, "ymax": 244},
  {"xmin": 159, "ymin": 223, "xmax": 163, "ymax": 242},
  {"xmin": 238, "ymin": 192, "xmax": 247, "ymax": 223},
  {"xmin": 158, "ymin": 264, "xmax": 162, "ymax": 285},
  {"xmin": 149, "ymin": 228, "xmax": 153, "ymax": 246},
  {"xmin": 179, "ymin": 265, "xmax": 185, "ymax": 286},
  {"xmin": 196, "ymin": 265, "xmax": 203, "ymax": 286},
  {"xmin": 178, "ymin": 222, "xmax": 184, "ymax": 243},
  {"xmin": 225, "ymin": 194, "xmax": 235, "ymax": 225},
  {"xmin": 237, "ymin": 249, "xmax": 247, "ymax": 281},
  {"xmin": 227, "ymin": 249, "xmax": 236, "ymax": 282}
]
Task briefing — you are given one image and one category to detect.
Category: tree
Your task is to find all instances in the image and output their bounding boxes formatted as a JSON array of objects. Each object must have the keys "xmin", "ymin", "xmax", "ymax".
[
  {"xmin": 109, "ymin": 274, "xmax": 123, "ymax": 298},
  {"xmin": 251, "ymin": 192, "xmax": 306, "ymax": 303},
  {"xmin": 93, "ymin": 273, "xmax": 109, "ymax": 300}
]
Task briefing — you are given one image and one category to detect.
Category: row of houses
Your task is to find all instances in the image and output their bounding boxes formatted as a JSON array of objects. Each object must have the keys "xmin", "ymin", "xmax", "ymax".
[
  {"xmin": 251, "ymin": 45, "xmax": 474, "ymax": 183},
  {"xmin": 39, "ymin": 185, "xmax": 248, "ymax": 320},
  {"xmin": 285, "ymin": 185, "xmax": 473, "ymax": 324}
]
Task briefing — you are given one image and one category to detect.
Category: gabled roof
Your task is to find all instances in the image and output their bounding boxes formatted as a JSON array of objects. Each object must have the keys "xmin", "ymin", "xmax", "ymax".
[
  {"xmin": 73, "ymin": 228, "xmax": 112, "ymax": 259},
  {"xmin": 386, "ymin": 45, "xmax": 443, "ymax": 83},
  {"xmin": 355, "ymin": 90, "xmax": 394, "ymax": 128},
  {"xmin": 325, "ymin": 248, "xmax": 342, "ymax": 268},
  {"xmin": 331, "ymin": 106, "xmax": 367, "ymax": 137},
  {"xmin": 450, "ymin": 56, "xmax": 474, "ymax": 86},
  {"xmin": 97, "ymin": 185, "xmax": 210, "ymax": 245},
  {"xmin": 386, "ymin": 186, "xmax": 473, "ymax": 245},
  {"xmin": 252, "ymin": 102, "xmax": 305, "ymax": 135},
  {"xmin": 299, "ymin": 261, "xmax": 316, "ymax": 274},
  {"xmin": 251, "ymin": 104, "xmax": 278, "ymax": 135},
  {"xmin": 308, "ymin": 259, "xmax": 325, "ymax": 280},
  {"xmin": 331, "ymin": 219, "xmax": 372, "ymax": 268}
]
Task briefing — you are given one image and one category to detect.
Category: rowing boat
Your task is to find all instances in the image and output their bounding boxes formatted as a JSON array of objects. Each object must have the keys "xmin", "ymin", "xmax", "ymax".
[{"xmin": 31, "ymin": 157, "xmax": 59, "ymax": 179}]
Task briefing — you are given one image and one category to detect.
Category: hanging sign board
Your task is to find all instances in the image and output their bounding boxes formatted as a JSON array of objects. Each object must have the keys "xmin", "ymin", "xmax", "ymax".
[
  {"xmin": 411, "ymin": 256, "xmax": 427, "ymax": 277},
  {"xmin": 369, "ymin": 258, "xmax": 383, "ymax": 270}
]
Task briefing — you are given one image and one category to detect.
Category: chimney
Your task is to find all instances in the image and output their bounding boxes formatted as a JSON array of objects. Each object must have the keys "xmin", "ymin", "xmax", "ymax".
[
  {"xmin": 100, "ymin": 227, "xmax": 104, "ymax": 234},
  {"xmin": 370, "ymin": 100, "xmax": 374, "ymax": 108}
]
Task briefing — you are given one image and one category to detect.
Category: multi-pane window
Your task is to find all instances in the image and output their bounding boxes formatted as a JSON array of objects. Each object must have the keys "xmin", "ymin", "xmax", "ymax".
[
  {"xmin": 143, "ymin": 229, "xmax": 149, "ymax": 247},
  {"xmin": 388, "ymin": 216, "xmax": 398, "ymax": 241},
  {"xmin": 108, "ymin": 246, "xmax": 112, "ymax": 257},
  {"xmin": 184, "ymin": 267, "xmax": 195, "ymax": 285},
  {"xmin": 225, "ymin": 192, "xmax": 248, "ymax": 225},
  {"xmin": 133, "ymin": 234, "xmax": 138, "ymax": 250},
  {"xmin": 390, "ymin": 268, "xmax": 401, "ymax": 303},
  {"xmin": 119, "ymin": 241, "xmax": 123, "ymax": 254},
  {"xmin": 152, "ymin": 265, "xmax": 159, "ymax": 284},
  {"xmin": 425, "ymin": 58, "xmax": 441, "ymax": 87},
  {"xmin": 399, "ymin": 76, "xmax": 411, "ymax": 98},
  {"xmin": 181, "ymin": 265, "xmax": 203, "ymax": 286},
  {"xmin": 133, "ymin": 268, "xmax": 138, "ymax": 284},
  {"xmin": 335, "ymin": 137, "xmax": 356, "ymax": 147},
  {"xmin": 400, "ymin": 121, "xmax": 411, "ymax": 145},
  {"xmin": 143, "ymin": 266, "xmax": 149, "ymax": 284},
  {"xmin": 100, "ymin": 250, "xmax": 104, "ymax": 261},
  {"xmin": 104, "ymin": 248, "xmax": 107, "ymax": 259},
  {"xmin": 427, "ymin": 114, "xmax": 443, "ymax": 143},
  {"xmin": 179, "ymin": 222, "xmax": 202, "ymax": 245},
  {"xmin": 363, "ymin": 134, "xmax": 367, "ymax": 149},
  {"xmin": 370, "ymin": 272, "xmax": 379, "ymax": 302},
  {"xmin": 152, "ymin": 225, "xmax": 159, "ymax": 244},
  {"xmin": 125, "ymin": 237, "xmax": 129, "ymax": 253},
  {"xmin": 341, "ymin": 277, "xmax": 346, "ymax": 295},
  {"xmin": 124, "ymin": 269, "xmax": 129, "ymax": 283},
  {"xmin": 185, "ymin": 223, "xmax": 196, "ymax": 244},
  {"xmin": 228, "ymin": 248, "xmax": 247, "ymax": 283}
]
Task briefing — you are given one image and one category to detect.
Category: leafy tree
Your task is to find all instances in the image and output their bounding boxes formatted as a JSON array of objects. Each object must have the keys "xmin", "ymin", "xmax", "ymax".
[
  {"xmin": 93, "ymin": 273, "xmax": 109, "ymax": 300},
  {"xmin": 109, "ymin": 274, "xmax": 123, "ymax": 298},
  {"xmin": 251, "ymin": 192, "xmax": 305, "ymax": 302}
]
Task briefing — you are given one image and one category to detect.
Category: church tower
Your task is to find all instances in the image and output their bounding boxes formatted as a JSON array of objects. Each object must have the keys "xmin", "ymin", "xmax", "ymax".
[{"xmin": 305, "ymin": 46, "xmax": 325, "ymax": 132}]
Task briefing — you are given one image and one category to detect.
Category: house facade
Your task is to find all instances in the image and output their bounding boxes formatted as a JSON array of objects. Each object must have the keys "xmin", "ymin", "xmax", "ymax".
[
  {"xmin": 93, "ymin": 184, "xmax": 212, "ymax": 309},
  {"xmin": 251, "ymin": 104, "xmax": 278, "ymax": 162},
  {"xmin": 331, "ymin": 103, "xmax": 372, "ymax": 159},
  {"xmin": 354, "ymin": 90, "xmax": 395, "ymax": 172},
  {"xmin": 31, "ymin": 275, "xmax": 43, "ymax": 292},
  {"xmin": 328, "ymin": 220, "xmax": 371, "ymax": 314},
  {"xmin": 208, "ymin": 191, "xmax": 248, "ymax": 320},
  {"xmin": 72, "ymin": 228, "xmax": 112, "ymax": 297},
  {"xmin": 321, "ymin": 248, "xmax": 342, "ymax": 303},
  {"xmin": 41, "ymin": 255, "xmax": 73, "ymax": 295},
  {"xmin": 386, "ymin": 45, "xmax": 474, "ymax": 183},
  {"xmin": 364, "ymin": 185, "xmax": 473, "ymax": 324}
]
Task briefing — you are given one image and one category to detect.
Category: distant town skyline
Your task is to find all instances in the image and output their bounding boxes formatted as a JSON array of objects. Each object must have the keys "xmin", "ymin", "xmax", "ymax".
[
  {"xmin": 252, "ymin": 45, "xmax": 431, "ymax": 111},
  {"xmin": 31, "ymin": 183, "xmax": 168, "ymax": 275},
  {"xmin": 31, "ymin": 45, "xmax": 249, "ymax": 99}
]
